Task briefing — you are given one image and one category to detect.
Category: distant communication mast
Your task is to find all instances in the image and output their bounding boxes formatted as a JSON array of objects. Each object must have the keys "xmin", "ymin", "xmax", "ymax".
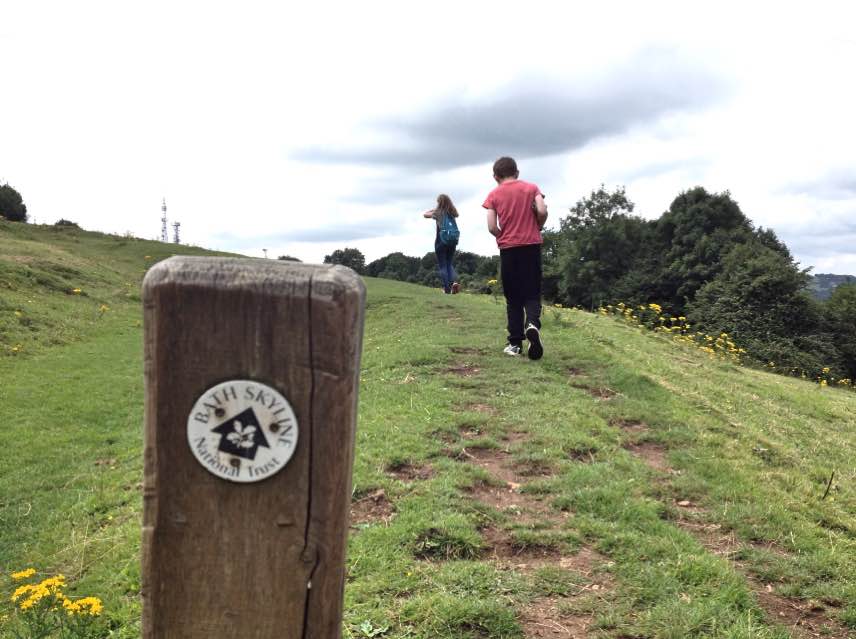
[
  {"xmin": 161, "ymin": 198, "xmax": 169, "ymax": 242},
  {"xmin": 172, "ymin": 222, "xmax": 181, "ymax": 244}
]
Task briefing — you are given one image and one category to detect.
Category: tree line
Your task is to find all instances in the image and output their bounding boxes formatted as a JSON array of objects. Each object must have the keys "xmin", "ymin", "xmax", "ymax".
[
  {"xmin": 322, "ymin": 247, "xmax": 500, "ymax": 294},
  {"xmin": 325, "ymin": 186, "xmax": 856, "ymax": 380}
]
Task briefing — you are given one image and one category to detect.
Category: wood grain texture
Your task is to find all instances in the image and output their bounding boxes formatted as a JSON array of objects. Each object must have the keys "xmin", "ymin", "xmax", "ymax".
[{"xmin": 141, "ymin": 257, "xmax": 365, "ymax": 639}]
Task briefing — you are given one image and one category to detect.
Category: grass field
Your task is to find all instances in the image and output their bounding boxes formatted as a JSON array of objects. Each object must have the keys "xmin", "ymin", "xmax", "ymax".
[{"xmin": 1, "ymin": 223, "xmax": 855, "ymax": 638}]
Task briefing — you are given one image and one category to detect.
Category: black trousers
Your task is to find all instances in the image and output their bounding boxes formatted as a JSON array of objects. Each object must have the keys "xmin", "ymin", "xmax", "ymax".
[{"xmin": 500, "ymin": 244, "xmax": 542, "ymax": 346}]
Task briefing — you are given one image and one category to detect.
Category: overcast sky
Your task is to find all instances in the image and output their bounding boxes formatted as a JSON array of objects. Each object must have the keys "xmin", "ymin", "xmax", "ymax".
[{"xmin": 2, "ymin": 1, "xmax": 855, "ymax": 274}]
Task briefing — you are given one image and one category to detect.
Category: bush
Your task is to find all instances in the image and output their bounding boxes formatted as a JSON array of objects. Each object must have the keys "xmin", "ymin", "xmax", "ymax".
[{"xmin": 0, "ymin": 183, "xmax": 27, "ymax": 222}]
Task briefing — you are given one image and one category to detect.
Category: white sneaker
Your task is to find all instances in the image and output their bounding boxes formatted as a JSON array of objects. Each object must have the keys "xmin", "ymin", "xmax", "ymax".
[
  {"xmin": 525, "ymin": 324, "xmax": 543, "ymax": 360},
  {"xmin": 503, "ymin": 344, "xmax": 522, "ymax": 356}
]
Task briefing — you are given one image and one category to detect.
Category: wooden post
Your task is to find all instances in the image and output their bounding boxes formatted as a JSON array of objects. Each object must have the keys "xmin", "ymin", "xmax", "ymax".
[{"xmin": 141, "ymin": 257, "xmax": 365, "ymax": 638}]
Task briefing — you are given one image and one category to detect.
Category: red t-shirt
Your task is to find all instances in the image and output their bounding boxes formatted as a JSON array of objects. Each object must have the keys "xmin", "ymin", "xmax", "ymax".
[{"xmin": 482, "ymin": 179, "xmax": 543, "ymax": 249}]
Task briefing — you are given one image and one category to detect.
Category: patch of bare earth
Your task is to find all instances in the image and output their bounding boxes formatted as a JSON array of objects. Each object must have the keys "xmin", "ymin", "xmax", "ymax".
[
  {"xmin": 459, "ymin": 425, "xmax": 485, "ymax": 440},
  {"xmin": 350, "ymin": 489, "xmax": 394, "ymax": 528},
  {"xmin": 386, "ymin": 462, "xmax": 434, "ymax": 482},
  {"xmin": 677, "ymin": 512, "xmax": 852, "ymax": 638},
  {"xmin": 610, "ymin": 418, "xmax": 650, "ymax": 435},
  {"xmin": 461, "ymin": 402, "xmax": 498, "ymax": 416},
  {"xmin": 519, "ymin": 547, "xmax": 613, "ymax": 638},
  {"xmin": 446, "ymin": 362, "xmax": 481, "ymax": 377},
  {"xmin": 461, "ymin": 445, "xmax": 524, "ymax": 487},
  {"xmin": 623, "ymin": 441, "xmax": 671, "ymax": 474},
  {"xmin": 502, "ymin": 431, "xmax": 530, "ymax": 445},
  {"xmin": 571, "ymin": 384, "xmax": 617, "ymax": 400},
  {"xmin": 566, "ymin": 448, "xmax": 598, "ymax": 464},
  {"xmin": 460, "ymin": 441, "xmax": 612, "ymax": 638},
  {"xmin": 625, "ymin": 444, "xmax": 851, "ymax": 638}
]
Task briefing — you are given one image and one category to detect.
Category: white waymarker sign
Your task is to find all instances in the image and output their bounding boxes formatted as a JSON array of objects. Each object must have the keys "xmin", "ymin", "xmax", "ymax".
[{"xmin": 187, "ymin": 379, "xmax": 298, "ymax": 483}]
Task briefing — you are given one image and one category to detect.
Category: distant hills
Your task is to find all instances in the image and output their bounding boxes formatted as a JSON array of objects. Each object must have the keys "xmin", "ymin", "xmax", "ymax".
[{"xmin": 809, "ymin": 273, "xmax": 856, "ymax": 300}]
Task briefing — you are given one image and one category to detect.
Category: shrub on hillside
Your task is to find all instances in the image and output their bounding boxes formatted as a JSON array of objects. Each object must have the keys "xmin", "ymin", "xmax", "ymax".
[
  {"xmin": 687, "ymin": 242, "xmax": 842, "ymax": 376},
  {"xmin": 0, "ymin": 183, "xmax": 28, "ymax": 222},
  {"xmin": 825, "ymin": 283, "xmax": 856, "ymax": 378},
  {"xmin": 324, "ymin": 248, "xmax": 366, "ymax": 274}
]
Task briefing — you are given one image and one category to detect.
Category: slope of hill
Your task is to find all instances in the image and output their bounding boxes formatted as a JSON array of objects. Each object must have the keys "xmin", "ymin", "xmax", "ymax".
[
  {"xmin": 810, "ymin": 273, "xmax": 856, "ymax": 301},
  {"xmin": 0, "ymin": 220, "xmax": 235, "ymax": 357},
  {"xmin": 1, "ymin": 237, "xmax": 854, "ymax": 638}
]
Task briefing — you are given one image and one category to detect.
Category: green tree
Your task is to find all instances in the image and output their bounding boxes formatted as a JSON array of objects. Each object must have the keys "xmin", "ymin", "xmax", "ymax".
[
  {"xmin": 688, "ymin": 242, "xmax": 836, "ymax": 372},
  {"xmin": 323, "ymin": 248, "xmax": 366, "ymax": 274},
  {"xmin": 825, "ymin": 283, "xmax": 856, "ymax": 378},
  {"xmin": 655, "ymin": 187, "xmax": 755, "ymax": 310},
  {"xmin": 277, "ymin": 255, "xmax": 301, "ymax": 262},
  {"xmin": 551, "ymin": 185, "xmax": 648, "ymax": 308},
  {"xmin": 366, "ymin": 252, "xmax": 420, "ymax": 281},
  {"xmin": 0, "ymin": 183, "xmax": 28, "ymax": 222}
]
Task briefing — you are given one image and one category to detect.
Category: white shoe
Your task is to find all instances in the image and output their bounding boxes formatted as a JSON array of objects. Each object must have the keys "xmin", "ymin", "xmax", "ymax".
[
  {"xmin": 503, "ymin": 344, "xmax": 522, "ymax": 356},
  {"xmin": 525, "ymin": 324, "xmax": 543, "ymax": 360}
]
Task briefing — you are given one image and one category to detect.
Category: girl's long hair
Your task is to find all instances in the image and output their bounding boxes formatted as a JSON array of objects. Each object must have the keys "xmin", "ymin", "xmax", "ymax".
[{"xmin": 436, "ymin": 194, "xmax": 459, "ymax": 218}]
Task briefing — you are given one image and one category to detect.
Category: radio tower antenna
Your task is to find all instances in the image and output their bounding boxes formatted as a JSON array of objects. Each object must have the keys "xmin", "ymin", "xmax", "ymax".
[
  {"xmin": 161, "ymin": 198, "xmax": 169, "ymax": 242},
  {"xmin": 172, "ymin": 221, "xmax": 181, "ymax": 244}
]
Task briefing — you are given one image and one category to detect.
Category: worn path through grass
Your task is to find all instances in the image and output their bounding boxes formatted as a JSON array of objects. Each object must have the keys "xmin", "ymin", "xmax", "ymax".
[{"xmin": 2, "ymin": 275, "xmax": 855, "ymax": 638}]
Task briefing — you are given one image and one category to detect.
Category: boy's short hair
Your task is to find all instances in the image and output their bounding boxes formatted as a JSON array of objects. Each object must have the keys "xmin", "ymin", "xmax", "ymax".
[{"xmin": 493, "ymin": 156, "xmax": 519, "ymax": 180}]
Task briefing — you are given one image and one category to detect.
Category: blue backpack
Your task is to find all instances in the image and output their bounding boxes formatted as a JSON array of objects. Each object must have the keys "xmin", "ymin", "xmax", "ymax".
[{"xmin": 439, "ymin": 213, "xmax": 460, "ymax": 246}]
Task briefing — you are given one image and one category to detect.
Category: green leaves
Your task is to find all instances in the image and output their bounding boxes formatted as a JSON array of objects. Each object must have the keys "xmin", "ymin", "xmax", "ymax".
[{"xmin": 0, "ymin": 183, "xmax": 28, "ymax": 223}]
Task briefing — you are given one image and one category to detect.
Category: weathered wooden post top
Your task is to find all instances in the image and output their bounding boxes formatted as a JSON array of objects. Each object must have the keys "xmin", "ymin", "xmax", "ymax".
[{"xmin": 141, "ymin": 257, "xmax": 365, "ymax": 638}]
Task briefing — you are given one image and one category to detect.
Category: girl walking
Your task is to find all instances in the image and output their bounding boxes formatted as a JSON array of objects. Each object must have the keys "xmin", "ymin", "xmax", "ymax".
[{"xmin": 423, "ymin": 194, "xmax": 460, "ymax": 294}]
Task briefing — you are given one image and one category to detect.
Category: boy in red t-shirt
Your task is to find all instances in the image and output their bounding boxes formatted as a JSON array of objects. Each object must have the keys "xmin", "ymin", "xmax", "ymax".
[{"xmin": 483, "ymin": 157, "xmax": 548, "ymax": 359}]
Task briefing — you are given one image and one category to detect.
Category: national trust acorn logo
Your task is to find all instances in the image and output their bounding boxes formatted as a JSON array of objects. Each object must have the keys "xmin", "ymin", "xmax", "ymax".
[{"xmin": 187, "ymin": 380, "xmax": 298, "ymax": 483}]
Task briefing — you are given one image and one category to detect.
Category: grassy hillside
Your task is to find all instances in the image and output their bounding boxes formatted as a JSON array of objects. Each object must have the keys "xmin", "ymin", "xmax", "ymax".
[
  {"xmin": 1, "ymin": 227, "xmax": 855, "ymax": 638},
  {"xmin": 0, "ymin": 219, "xmax": 235, "ymax": 358}
]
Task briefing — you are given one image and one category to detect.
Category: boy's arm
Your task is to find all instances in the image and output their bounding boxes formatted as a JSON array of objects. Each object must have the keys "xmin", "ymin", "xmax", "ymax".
[
  {"xmin": 533, "ymin": 194, "xmax": 548, "ymax": 229},
  {"xmin": 422, "ymin": 209, "xmax": 436, "ymax": 219},
  {"xmin": 486, "ymin": 208, "xmax": 501, "ymax": 237}
]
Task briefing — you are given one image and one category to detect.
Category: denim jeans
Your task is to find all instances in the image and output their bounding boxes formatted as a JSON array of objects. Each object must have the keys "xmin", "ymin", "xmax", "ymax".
[{"xmin": 435, "ymin": 240, "xmax": 458, "ymax": 294}]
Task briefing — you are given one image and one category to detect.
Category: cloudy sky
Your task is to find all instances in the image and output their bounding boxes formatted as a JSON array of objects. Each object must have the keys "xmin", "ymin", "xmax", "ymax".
[{"xmin": 2, "ymin": 1, "xmax": 855, "ymax": 273}]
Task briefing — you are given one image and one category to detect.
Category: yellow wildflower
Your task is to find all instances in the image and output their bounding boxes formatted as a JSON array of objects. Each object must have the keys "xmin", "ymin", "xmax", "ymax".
[
  {"xmin": 98, "ymin": 304, "xmax": 110, "ymax": 313},
  {"xmin": 39, "ymin": 575, "xmax": 65, "ymax": 591},
  {"xmin": 20, "ymin": 597, "xmax": 38, "ymax": 611},
  {"xmin": 62, "ymin": 596, "xmax": 80, "ymax": 615},
  {"xmin": 11, "ymin": 568, "xmax": 36, "ymax": 580},
  {"xmin": 75, "ymin": 596, "xmax": 103, "ymax": 616},
  {"xmin": 71, "ymin": 288, "xmax": 82, "ymax": 295},
  {"xmin": 17, "ymin": 586, "xmax": 48, "ymax": 610},
  {"xmin": 11, "ymin": 583, "xmax": 36, "ymax": 602}
]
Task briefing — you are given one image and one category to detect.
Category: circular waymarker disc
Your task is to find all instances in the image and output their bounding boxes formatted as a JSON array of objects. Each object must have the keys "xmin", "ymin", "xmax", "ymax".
[{"xmin": 187, "ymin": 380, "xmax": 299, "ymax": 483}]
